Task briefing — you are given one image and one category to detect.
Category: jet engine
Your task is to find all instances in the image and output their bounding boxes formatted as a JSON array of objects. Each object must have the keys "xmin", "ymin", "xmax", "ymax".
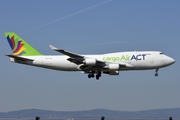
[
  {"xmin": 84, "ymin": 58, "xmax": 97, "ymax": 66},
  {"xmin": 109, "ymin": 64, "xmax": 120, "ymax": 71},
  {"xmin": 103, "ymin": 64, "xmax": 120, "ymax": 75}
]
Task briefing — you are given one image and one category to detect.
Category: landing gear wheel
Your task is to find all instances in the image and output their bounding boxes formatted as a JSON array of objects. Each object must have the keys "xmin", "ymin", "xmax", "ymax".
[
  {"xmin": 92, "ymin": 74, "xmax": 94, "ymax": 78},
  {"xmin": 96, "ymin": 76, "xmax": 99, "ymax": 80},
  {"xmin": 88, "ymin": 74, "xmax": 91, "ymax": 78},
  {"xmin": 155, "ymin": 73, "xmax": 158, "ymax": 77},
  {"xmin": 155, "ymin": 68, "xmax": 159, "ymax": 77},
  {"xmin": 88, "ymin": 73, "xmax": 95, "ymax": 78},
  {"xmin": 96, "ymin": 72, "xmax": 101, "ymax": 80}
]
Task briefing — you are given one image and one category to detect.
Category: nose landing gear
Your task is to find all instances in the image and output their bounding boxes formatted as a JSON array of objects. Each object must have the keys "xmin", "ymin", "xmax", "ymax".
[{"xmin": 155, "ymin": 68, "xmax": 159, "ymax": 77}]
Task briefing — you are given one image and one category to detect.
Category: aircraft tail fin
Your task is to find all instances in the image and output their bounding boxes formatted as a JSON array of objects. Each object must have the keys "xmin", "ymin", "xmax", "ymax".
[{"xmin": 5, "ymin": 32, "xmax": 43, "ymax": 56}]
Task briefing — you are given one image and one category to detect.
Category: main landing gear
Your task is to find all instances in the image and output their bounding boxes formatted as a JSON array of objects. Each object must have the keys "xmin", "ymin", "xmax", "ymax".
[
  {"xmin": 155, "ymin": 68, "xmax": 159, "ymax": 77},
  {"xmin": 96, "ymin": 72, "xmax": 101, "ymax": 80},
  {"xmin": 88, "ymin": 72, "xmax": 101, "ymax": 80},
  {"xmin": 88, "ymin": 73, "xmax": 94, "ymax": 78}
]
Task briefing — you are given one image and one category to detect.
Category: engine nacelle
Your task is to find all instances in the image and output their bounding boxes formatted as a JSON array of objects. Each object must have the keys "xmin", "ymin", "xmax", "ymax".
[
  {"xmin": 109, "ymin": 64, "xmax": 120, "ymax": 71},
  {"xmin": 84, "ymin": 58, "xmax": 97, "ymax": 66}
]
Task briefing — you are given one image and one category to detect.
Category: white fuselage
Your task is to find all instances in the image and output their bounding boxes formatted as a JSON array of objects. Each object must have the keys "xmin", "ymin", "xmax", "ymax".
[{"xmin": 10, "ymin": 51, "xmax": 175, "ymax": 72}]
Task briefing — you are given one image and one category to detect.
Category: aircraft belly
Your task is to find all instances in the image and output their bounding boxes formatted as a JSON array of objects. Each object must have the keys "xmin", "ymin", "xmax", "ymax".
[
  {"xmin": 57, "ymin": 62, "xmax": 79, "ymax": 71},
  {"xmin": 127, "ymin": 59, "xmax": 167, "ymax": 70},
  {"xmin": 127, "ymin": 60, "xmax": 154, "ymax": 70},
  {"xmin": 46, "ymin": 59, "xmax": 78, "ymax": 71},
  {"xmin": 31, "ymin": 58, "xmax": 78, "ymax": 71}
]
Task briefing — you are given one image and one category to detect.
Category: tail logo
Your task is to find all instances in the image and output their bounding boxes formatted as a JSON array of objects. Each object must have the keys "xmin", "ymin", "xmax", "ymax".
[{"xmin": 7, "ymin": 35, "xmax": 26, "ymax": 55}]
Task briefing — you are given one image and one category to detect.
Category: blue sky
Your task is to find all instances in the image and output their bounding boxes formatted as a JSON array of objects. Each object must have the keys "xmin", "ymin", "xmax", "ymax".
[{"xmin": 0, "ymin": 0, "xmax": 179, "ymax": 112}]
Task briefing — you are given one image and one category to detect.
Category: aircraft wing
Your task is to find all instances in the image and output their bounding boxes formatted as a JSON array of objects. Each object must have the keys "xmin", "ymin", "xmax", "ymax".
[
  {"xmin": 49, "ymin": 45, "xmax": 83, "ymax": 58},
  {"xmin": 49, "ymin": 45, "xmax": 133, "ymax": 72},
  {"xmin": 5, "ymin": 54, "xmax": 34, "ymax": 61}
]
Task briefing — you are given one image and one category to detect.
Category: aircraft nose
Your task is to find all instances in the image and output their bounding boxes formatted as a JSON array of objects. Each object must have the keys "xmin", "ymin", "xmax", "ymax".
[
  {"xmin": 165, "ymin": 57, "xmax": 175, "ymax": 65},
  {"xmin": 172, "ymin": 58, "xmax": 175, "ymax": 64}
]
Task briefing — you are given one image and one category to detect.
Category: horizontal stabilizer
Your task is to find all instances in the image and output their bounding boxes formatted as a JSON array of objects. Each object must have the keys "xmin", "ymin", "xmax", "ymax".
[{"xmin": 5, "ymin": 54, "xmax": 34, "ymax": 61}]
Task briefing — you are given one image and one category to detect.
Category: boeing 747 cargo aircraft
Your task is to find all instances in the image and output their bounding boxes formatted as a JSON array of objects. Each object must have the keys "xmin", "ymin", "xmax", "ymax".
[{"xmin": 5, "ymin": 32, "xmax": 175, "ymax": 80}]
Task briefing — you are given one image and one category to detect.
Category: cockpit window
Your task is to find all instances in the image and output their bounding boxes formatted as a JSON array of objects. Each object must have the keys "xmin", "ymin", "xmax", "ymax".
[{"xmin": 160, "ymin": 52, "xmax": 164, "ymax": 54}]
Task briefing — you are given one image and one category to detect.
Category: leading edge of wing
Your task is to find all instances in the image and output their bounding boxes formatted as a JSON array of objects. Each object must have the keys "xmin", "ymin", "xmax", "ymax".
[{"xmin": 49, "ymin": 45, "xmax": 83, "ymax": 58}]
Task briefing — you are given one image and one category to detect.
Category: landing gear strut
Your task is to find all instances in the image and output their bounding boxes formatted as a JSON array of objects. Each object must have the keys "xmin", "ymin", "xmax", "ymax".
[
  {"xmin": 96, "ymin": 72, "xmax": 101, "ymax": 80},
  {"xmin": 155, "ymin": 68, "xmax": 159, "ymax": 77}
]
